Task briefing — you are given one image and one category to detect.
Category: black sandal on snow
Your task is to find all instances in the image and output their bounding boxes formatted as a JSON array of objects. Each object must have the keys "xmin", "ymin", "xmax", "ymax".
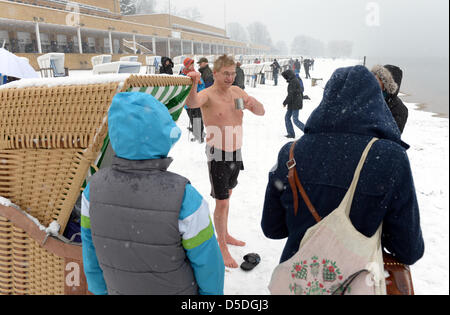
[{"xmin": 240, "ymin": 253, "xmax": 261, "ymax": 271}]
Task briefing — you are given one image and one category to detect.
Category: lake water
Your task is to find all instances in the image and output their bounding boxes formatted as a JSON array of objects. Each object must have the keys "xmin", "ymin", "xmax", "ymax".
[{"xmin": 366, "ymin": 56, "xmax": 449, "ymax": 118}]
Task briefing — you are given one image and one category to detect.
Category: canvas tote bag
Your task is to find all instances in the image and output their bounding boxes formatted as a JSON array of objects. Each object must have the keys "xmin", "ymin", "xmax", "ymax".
[{"xmin": 269, "ymin": 138, "xmax": 386, "ymax": 295}]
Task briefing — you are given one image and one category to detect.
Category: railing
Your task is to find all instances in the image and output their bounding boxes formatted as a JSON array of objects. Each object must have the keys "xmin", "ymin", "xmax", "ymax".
[{"xmin": 122, "ymin": 39, "xmax": 153, "ymax": 55}]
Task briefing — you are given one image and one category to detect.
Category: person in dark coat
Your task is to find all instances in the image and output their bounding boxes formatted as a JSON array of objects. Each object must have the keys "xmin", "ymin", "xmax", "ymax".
[
  {"xmin": 262, "ymin": 65, "xmax": 424, "ymax": 266},
  {"xmin": 371, "ymin": 64, "xmax": 409, "ymax": 134},
  {"xmin": 282, "ymin": 69, "xmax": 305, "ymax": 138},
  {"xmin": 304, "ymin": 59, "xmax": 311, "ymax": 79},
  {"xmin": 233, "ymin": 61, "xmax": 245, "ymax": 90},
  {"xmin": 271, "ymin": 59, "xmax": 281, "ymax": 86},
  {"xmin": 293, "ymin": 59, "xmax": 301, "ymax": 79},
  {"xmin": 197, "ymin": 57, "xmax": 214, "ymax": 88},
  {"xmin": 159, "ymin": 57, "xmax": 174, "ymax": 75}
]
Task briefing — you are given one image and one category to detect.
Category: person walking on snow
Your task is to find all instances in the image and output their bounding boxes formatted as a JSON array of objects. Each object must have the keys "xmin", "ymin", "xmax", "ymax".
[
  {"xmin": 81, "ymin": 93, "xmax": 224, "ymax": 295},
  {"xmin": 282, "ymin": 69, "xmax": 305, "ymax": 139},
  {"xmin": 304, "ymin": 59, "xmax": 312, "ymax": 79},
  {"xmin": 294, "ymin": 59, "xmax": 301, "ymax": 79},
  {"xmin": 271, "ymin": 59, "xmax": 281, "ymax": 86}
]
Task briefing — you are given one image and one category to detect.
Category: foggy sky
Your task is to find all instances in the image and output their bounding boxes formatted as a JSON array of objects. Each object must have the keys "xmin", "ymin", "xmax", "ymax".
[{"xmin": 168, "ymin": 0, "xmax": 449, "ymax": 58}]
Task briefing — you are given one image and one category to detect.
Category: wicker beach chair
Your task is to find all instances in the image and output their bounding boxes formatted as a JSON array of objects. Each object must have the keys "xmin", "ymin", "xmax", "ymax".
[{"xmin": 0, "ymin": 74, "xmax": 192, "ymax": 295}]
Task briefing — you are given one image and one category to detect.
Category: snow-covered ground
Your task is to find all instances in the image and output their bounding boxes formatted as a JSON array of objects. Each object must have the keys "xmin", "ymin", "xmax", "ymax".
[
  {"xmin": 168, "ymin": 59, "xmax": 449, "ymax": 295},
  {"xmin": 3, "ymin": 58, "xmax": 447, "ymax": 295}
]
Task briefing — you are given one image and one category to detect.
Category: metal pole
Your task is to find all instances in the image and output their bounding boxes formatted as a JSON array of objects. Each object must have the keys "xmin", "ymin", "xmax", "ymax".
[
  {"xmin": 167, "ymin": 38, "xmax": 171, "ymax": 58},
  {"xmin": 35, "ymin": 22, "xmax": 42, "ymax": 53},
  {"xmin": 109, "ymin": 30, "xmax": 113, "ymax": 54},
  {"xmin": 152, "ymin": 37, "xmax": 156, "ymax": 55},
  {"xmin": 77, "ymin": 26, "xmax": 83, "ymax": 54}
]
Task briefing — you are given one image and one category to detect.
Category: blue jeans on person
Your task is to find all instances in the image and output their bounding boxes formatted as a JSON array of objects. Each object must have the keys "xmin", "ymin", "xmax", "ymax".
[
  {"xmin": 285, "ymin": 109, "xmax": 305, "ymax": 137},
  {"xmin": 274, "ymin": 74, "xmax": 278, "ymax": 86}
]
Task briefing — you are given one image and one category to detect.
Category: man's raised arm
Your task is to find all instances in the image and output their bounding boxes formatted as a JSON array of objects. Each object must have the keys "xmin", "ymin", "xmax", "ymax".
[
  {"xmin": 185, "ymin": 72, "xmax": 209, "ymax": 109},
  {"xmin": 244, "ymin": 95, "xmax": 265, "ymax": 116}
]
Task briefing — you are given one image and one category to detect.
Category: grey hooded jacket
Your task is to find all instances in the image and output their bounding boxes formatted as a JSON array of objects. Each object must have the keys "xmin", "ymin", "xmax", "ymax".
[{"xmin": 89, "ymin": 157, "xmax": 199, "ymax": 295}]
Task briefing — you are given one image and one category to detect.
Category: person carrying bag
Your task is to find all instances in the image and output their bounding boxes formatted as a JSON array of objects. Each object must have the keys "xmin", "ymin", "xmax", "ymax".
[
  {"xmin": 269, "ymin": 138, "xmax": 386, "ymax": 295},
  {"xmin": 262, "ymin": 65, "xmax": 424, "ymax": 296}
]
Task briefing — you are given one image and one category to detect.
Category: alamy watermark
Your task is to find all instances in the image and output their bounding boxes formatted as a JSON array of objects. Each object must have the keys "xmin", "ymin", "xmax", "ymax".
[{"xmin": 65, "ymin": 2, "xmax": 80, "ymax": 27}]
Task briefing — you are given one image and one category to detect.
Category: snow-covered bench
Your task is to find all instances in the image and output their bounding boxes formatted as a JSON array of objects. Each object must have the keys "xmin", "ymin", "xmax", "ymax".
[
  {"xmin": 0, "ymin": 74, "xmax": 193, "ymax": 295},
  {"xmin": 91, "ymin": 54, "xmax": 112, "ymax": 67},
  {"xmin": 93, "ymin": 61, "xmax": 142, "ymax": 75},
  {"xmin": 119, "ymin": 55, "xmax": 139, "ymax": 62}
]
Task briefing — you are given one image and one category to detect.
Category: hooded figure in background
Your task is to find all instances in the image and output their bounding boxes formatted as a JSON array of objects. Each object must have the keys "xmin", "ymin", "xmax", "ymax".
[
  {"xmin": 81, "ymin": 93, "xmax": 224, "ymax": 295},
  {"xmin": 282, "ymin": 69, "xmax": 305, "ymax": 138},
  {"xmin": 159, "ymin": 56, "xmax": 174, "ymax": 75},
  {"xmin": 233, "ymin": 61, "xmax": 245, "ymax": 90},
  {"xmin": 372, "ymin": 64, "xmax": 409, "ymax": 134},
  {"xmin": 263, "ymin": 66, "xmax": 424, "ymax": 266}
]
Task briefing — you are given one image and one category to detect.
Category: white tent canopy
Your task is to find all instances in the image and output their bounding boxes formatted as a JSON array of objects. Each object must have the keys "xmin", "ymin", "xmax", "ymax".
[{"xmin": 0, "ymin": 48, "xmax": 39, "ymax": 79}]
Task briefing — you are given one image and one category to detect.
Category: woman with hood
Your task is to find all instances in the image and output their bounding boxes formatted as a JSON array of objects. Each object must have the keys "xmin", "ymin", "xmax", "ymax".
[
  {"xmin": 159, "ymin": 56, "xmax": 174, "ymax": 75},
  {"xmin": 372, "ymin": 65, "xmax": 409, "ymax": 134},
  {"xmin": 262, "ymin": 66, "xmax": 424, "ymax": 267},
  {"xmin": 282, "ymin": 69, "xmax": 305, "ymax": 139}
]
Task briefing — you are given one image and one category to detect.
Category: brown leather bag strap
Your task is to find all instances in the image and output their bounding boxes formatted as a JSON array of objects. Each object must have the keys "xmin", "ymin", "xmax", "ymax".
[{"xmin": 287, "ymin": 141, "xmax": 322, "ymax": 223}]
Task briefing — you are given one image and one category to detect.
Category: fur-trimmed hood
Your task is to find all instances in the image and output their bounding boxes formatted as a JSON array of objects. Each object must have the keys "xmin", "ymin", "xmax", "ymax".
[{"xmin": 371, "ymin": 64, "xmax": 403, "ymax": 96}]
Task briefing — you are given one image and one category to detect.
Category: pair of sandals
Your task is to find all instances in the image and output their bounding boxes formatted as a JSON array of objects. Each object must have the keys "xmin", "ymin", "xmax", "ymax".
[{"xmin": 240, "ymin": 253, "xmax": 261, "ymax": 271}]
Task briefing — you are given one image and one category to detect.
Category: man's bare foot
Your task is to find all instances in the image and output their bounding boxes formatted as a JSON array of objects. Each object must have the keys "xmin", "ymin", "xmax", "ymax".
[
  {"xmin": 226, "ymin": 235, "xmax": 246, "ymax": 247},
  {"xmin": 219, "ymin": 244, "xmax": 239, "ymax": 268}
]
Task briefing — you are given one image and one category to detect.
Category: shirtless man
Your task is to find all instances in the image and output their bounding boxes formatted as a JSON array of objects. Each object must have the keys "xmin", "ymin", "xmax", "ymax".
[{"xmin": 185, "ymin": 55, "xmax": 265, "ymax": 268}]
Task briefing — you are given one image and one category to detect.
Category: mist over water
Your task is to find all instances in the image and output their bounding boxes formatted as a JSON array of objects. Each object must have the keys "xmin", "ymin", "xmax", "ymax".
[{"xmin": 367, "ymin": 56, "xmax": 449, "ymax": 117}]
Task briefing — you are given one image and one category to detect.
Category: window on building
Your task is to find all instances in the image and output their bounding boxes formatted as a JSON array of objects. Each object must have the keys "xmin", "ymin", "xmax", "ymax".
[
  {"xmin": 203, "ymin": 43, "xmax": 210, "ymax": 55},
  {"xmin": 17, "ymin": 31, "xmax": 34, "ymax": 53},
  {"xmin": 182, "ymin": 40, "xmax": 192, "ymax": 55},
  {"xmin": 170, "ymin": 39, "xmax": 182, "ymax": 58},
  {"xmin": 0, "ymin": 30, "xmax": 9, "ymax": 50},
  {"xmin": 56, "ymin": 34, "xmax": 68, "ymax": 53},
  {"xmin": 155, "ymin": 38, "xmax": 168, "ymax": 58},
  {"xmin": 87, "ymin": 37, "xmax": 97, "ymax": 53},
  {"xmin": 194, "ymin": 42, "xmax": 202, "ymax": 55}
]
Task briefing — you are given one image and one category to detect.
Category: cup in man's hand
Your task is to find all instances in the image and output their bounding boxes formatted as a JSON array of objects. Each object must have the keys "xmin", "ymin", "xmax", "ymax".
[{"xmin": 235, "ymin": 98, "xmax": 245, "ymax": 110}]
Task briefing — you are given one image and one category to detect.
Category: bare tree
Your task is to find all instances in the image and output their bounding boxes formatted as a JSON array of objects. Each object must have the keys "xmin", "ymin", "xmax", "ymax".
[
  {"xmin": 227, "ymin": 23, "xmax": 249, "ymax": 42},
  {"xmin": 247, "ymin": 22, "xmax": 273, "ymax": 47},
  {"xmin": 135, "ymin": 0, "xmax": 157, "ymax": 14},
  {"xmin": 176, "ymin": 7, "xmax": 203, "ymax": 21},
  {"xmin": 327, "ymin": 40, "xmax": 354, "ymax": 58},
  {"xmin": 273, "ymin": 41, "xmax": 289, "ymax": 55},
  {"xmin": 291, "ymin": 35, "xmax": 325, "ymax": 56}
]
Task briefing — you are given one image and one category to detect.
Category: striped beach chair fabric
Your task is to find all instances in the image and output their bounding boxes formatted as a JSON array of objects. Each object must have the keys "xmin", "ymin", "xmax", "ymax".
[{"xmin": 125, "ymin": 84, "xmax": 192, "ymax": 121}]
